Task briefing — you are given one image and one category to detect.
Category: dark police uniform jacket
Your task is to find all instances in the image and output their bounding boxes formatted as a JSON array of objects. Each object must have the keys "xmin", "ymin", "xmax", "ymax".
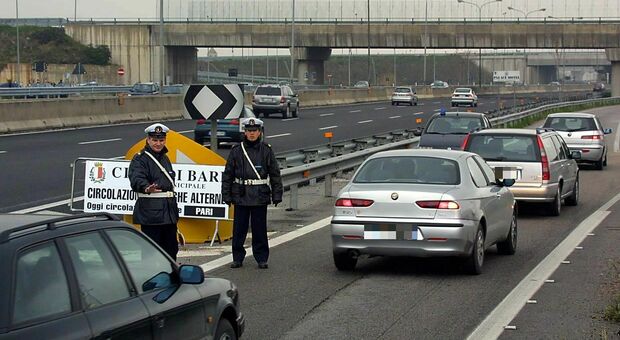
[
  {"xmin": 129, "ymin": 145, "xmax": 179, "ymax": 225},
  {"xmin": 222, "ymin": 140, "xmax": 283, "ymax": 206}
]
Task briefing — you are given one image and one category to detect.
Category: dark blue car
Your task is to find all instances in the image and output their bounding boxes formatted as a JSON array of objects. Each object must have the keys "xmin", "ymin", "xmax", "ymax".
[{"xmin": 194, "ymin": 106, "xmax": 263, "ymax": 146}]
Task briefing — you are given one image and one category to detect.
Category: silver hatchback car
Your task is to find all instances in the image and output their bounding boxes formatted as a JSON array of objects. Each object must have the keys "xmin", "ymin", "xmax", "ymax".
[
  {"xmin": 331, "ymin": 149, "xmax": 517, "ymax": 275},
  {"xmin": 463, "ymin": 128, "xmax": 580, "ymax": 216},
  {"xmin": 542, "ymin": 113, "xmax": 612, "ymax": 170}
]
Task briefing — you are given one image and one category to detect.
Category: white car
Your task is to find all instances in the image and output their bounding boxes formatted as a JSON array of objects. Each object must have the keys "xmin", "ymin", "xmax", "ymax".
[
  {"xmin": 390, "ymin": 86, "xmax": 418, "ymax": 106},
  {"xmin": 451, "ymin": 88, "xmax": 478, "ymax": 107}
]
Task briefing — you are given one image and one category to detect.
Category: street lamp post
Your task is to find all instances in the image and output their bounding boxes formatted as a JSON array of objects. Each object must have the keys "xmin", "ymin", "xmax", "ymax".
[
  {"xmin": 423, "ymin": 0, "xmax": 427, "ymax": 84},
  {"xmin": 457, "ymin": 0, "xmax": 502, "ymax": 86},
  {"xmin": 367, "ymin": 0, "xmax": 371, "ymax": 84},
  {"xmin": 159, "ymin": 0, "xmax": 164, "ymax": 92},
  {"xmin": 507, "ymin": 7, "xmax": 546, "ymax": 85},
  {"xmin": 290, "ymin": 0, "xmax": 295, "ymax": 85},
  {"xmin": 15, "ymin": 0, "xmax": 20, "ymax": 86}
]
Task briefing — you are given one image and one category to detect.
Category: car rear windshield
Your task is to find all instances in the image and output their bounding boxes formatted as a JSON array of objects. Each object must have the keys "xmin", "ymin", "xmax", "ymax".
[
  {"xmin": 395, "ymin": 87, "xmax": 411, "ymax": 93},
  {"xmin": 255, "ymin": 87, "xmax": 281, "ymax": 96},
  {"xmin": 454, "ymin": 88, "xmax": 471, "ymax": 93},
  {"xmin": 353, "ymin": 156, "xmax": 460, "ymax": 185},
  {"xmin": 426, "ymin": 116, "xmax": 483, "ymax": 134},
  {"xmin": 466, "ymin": 135, "xmax": 541, "ymax": 162},
  {"xmin": 543, "ymin": 117, "xmax": 597, "ymax": 132}
]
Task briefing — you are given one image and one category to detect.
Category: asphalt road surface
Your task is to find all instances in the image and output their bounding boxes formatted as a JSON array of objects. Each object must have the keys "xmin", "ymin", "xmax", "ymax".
[{"xmin": 0, "ymin": 92, "xmax": 557, "ymax": 213}]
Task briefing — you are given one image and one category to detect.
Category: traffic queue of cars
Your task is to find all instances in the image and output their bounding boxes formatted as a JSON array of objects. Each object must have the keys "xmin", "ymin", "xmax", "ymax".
[{"xmin": 331, "ymin": 109, "xmax": 612, "ymax": 274}]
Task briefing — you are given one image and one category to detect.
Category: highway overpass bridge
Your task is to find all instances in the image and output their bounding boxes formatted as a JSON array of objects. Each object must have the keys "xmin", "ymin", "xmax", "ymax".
[{"xmin": 65, "ymin": 20, "xmax": 620, "ymax": 94}]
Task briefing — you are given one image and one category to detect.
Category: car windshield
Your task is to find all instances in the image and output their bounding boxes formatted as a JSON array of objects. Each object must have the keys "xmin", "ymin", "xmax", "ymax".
[
  {"xmin": 454, "ymin": 88, "xmax": 471, "ymax": 93},
  {"xmin": 395, "ymin": 87, "xmax": 411, "ymax": 93},
  {"xmin": 466, "ymin": 135, "xmax": 540, "ymax": 162},
  {"xmin": 353, "ymin": 156, "xmax": 460, "ymax": 185},
  {"xmin": 132, "ymin": 84, "xmax": 154, "ymax": 92},
  {"xmin": 543, "ymin": 117, "xmax": 597, "ymax": 132},
  {"xmin": 255, "ymin": 87, "xmax": 281, "ymax": 95},
  {"xmin": 426, "ymin": 116, "xmax": 483, "ymax": 134}
]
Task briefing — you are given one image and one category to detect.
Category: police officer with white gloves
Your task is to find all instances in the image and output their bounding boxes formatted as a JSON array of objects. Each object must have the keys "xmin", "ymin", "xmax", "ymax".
[
  {"xmin": 221, "ymin": 118, "xmax": 283, "ymax": 269},
  {"xmin": 129, "ymin": 123, "xmax": 180, "ymax": 260}
]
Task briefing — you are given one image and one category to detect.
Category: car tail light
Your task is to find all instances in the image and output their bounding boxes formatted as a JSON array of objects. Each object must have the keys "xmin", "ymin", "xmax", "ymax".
[
  {"xmin": 196, "ymin": 119, "xmax": 206, "ymax": 125},
  {"xmin": 335, "ymin": 198, "xmax": 374, "ymax": 207},
  {"xmin": 280, "ymin": 96, "xmax": 286, "ymax": 103},
  {"xmin": 537, "ymin": 136, "xmax": 550, "ymax": 181},
  {"xmin": 230, "ymin": 119, "xmax": 239, "ymax": 126},
  {"xmin": 581, "ymin": 135, "xmax": 602, "ymax": 140},
  {"xmin": 460, "ymin": 133, "xmax": 470, "ymax": 150},
  {"xmin": 416, "ymin": 201, "xmax": 460, "ymax": 209}
]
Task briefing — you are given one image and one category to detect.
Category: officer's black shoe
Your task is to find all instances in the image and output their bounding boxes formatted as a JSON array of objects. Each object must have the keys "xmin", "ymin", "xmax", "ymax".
[
  {"xmin": 230, "ymin": 262, "xmax": 243, "ymax": 268},
  {"xmin": 258, "ymin": 262, "xmax": 268, "ymax": 269}
]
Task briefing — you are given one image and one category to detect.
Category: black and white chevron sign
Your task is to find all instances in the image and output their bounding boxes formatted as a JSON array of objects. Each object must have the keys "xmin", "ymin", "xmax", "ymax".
[{"xmin": 183, "ymin": 84, "xmax": 244, "ymax": 120}]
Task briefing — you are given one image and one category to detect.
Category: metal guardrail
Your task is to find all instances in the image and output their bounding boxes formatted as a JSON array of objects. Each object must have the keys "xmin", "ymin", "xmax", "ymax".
[
  {"xmin": 0, "ymin": 85, "xmax": 184, "ymax": 99},
  {"xmin": 275, "ymin": 95, "xmax": 620, "ymax": 209}
]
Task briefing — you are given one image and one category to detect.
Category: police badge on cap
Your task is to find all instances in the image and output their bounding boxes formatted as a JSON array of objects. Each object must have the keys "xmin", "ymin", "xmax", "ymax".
[
  {"xmin": 244, "ymin": 118, "xmax": 263, "ymax": 131},
  {"xmin": 145, "ymin": 123, "xmax": 169, "ymax": 138}
]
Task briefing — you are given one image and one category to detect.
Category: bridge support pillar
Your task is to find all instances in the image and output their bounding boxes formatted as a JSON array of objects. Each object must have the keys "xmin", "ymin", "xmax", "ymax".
[
  {"xmin": 293, "ymin": 48, "xmax": 331, "ymax": 85},
  {"xmin": 166, "ymin": 47, "xmax": 198, "ymax": 85},
  {"xmin": 605, "ymin": 49, "xmax": 620, "ymax": 97}
]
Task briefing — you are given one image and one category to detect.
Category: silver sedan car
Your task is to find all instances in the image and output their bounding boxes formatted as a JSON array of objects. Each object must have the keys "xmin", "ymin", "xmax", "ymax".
[{"xmin": 331, "ymin": 149, "xmax": 517, "ymax": 274}]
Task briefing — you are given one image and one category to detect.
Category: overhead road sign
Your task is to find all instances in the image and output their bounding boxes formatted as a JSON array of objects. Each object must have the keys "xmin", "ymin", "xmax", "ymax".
[
  {"xmin": 183, "ymin": 84, "xmax": 244, "ymax": 121},
  {"xmin": 493, "ymin": 71, "xmax": 521, "ymax": 83}
]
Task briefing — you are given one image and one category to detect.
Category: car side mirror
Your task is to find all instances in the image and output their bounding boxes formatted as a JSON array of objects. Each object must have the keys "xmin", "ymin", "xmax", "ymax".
[
  {"xmin": 501, "ymin": 179, "xmax": 516, "ymax": 187},
  {"xmin": 179, "ymin": 265, "xmax": 205, "ymax": 284},
  {"xmin": 570, "ymin": 150, "xmax": 582, "ymax": 160},
  {"xmin": 603, "ymin": 128, "xmax": 613, "ymax": 134},
  {"xmin": 413, "ymin": 128, "xmax": 422, "ymax": 137}
]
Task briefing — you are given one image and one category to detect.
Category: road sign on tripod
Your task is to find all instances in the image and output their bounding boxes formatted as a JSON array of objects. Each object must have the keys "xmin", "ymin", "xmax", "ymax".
[{"xmin": 183, "ymin": 84, "xmax": 244, "ymax": 120}]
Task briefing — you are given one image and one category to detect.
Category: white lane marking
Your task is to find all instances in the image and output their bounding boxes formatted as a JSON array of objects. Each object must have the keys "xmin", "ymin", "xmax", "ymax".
[
  {"xmin": 433, "ymin": 109, "xmax": 441, "ymax": 112},
  {"xmin": 374, "ymin": 107, "xmax": 386, "ymax": 110},
  {"xmin": 467, "ymin": 192, "xmax": 620, "ymax": 340},
  {"xmin": 349, "ymin": 110, "xmax": 361, "ymax": 113},
  {"xmin": 200, "ymin": 216, "xmax": 332, "ymax": 273},
  {"xmin": 320, "ymin": 113, "xmax": 335, "ymax": 117},
  {"xmin": 266, "ymin": 133, "xmax": 292, "ymax": 139},
  {"xmin": 34, "ymin": 210, "xmax": 70, "ymax": 216},
  {"xmin": 414, "ymin": 111, "xmax": 424, "ymax": 115},
  {"xmin": 389, "ymin": 116, "xmax": 401, "ymax": 119},
  {"xmin": 78, "ymin": 138, "xmax": 122, "ymax": 145},
  {"xmin": 283, "ymin": 117, "xmax": 299, "ymax": 122},
  {"xmin": 178, "ymin": 130, "xmax": 194, "ymax": 134},
  {"xmin": 0, "ymin": 151, "xmax": 6, "ymax": 154},
  {"xmin": 10, "ymin": 196, "xmax": 85, "ymax": 214},
  {"xmin": 358, "ymin": 120, "xmax": 373, "ymax": 124},
  {"xmin": 433, "ymin": 101, "xmax": 442, "ymax": 104},
  {"xmin": 319, "ymin": 125, "xmax": 338, "ymax": 130},
  {"xmin": 614, "ymin": 122, "xmax": 620, "ymax": 152}
]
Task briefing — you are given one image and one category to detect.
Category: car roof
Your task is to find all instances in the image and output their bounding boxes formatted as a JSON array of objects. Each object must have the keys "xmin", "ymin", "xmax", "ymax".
[
  {"xmin": 454, "ymin": 87, "xmax": 473, "ymax": 91},
  {"xmin": 546, "ymin": 112, "xmax": 595, "ymax": 118},
  {"xmin": 431, "ymin": 112, "xmax": 486, "ymax": 118},
  {"xmin": 368, "ymin": 148, "xmax": 475, "ymax": 160},
  {"xmin": 0, "ymin": 213, "xmax": 122, "ymax": 244},
  {"xmin": 470, "ymin": 128, "xmax": 554, "ymax": 136}
]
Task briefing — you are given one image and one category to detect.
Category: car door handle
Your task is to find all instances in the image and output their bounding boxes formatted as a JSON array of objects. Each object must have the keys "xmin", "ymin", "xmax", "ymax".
[{"xmin": 496, "ymin": 193, "xmax": 502, "ymax": 198}]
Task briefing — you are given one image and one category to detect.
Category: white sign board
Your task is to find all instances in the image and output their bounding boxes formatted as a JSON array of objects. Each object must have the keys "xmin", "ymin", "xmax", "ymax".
[
  {"xmin": 84, "ymin": 160, "xmax": 228, "ymax": 220},
  {"xmin": 493, "ymin": 71, "xmax": 521, "ymax": 83}
]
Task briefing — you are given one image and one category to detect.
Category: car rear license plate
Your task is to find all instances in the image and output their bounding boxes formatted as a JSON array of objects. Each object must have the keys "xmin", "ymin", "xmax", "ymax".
[{"xmin": 363, "ymin": 224, "xmax": 422, "ymax": 240}]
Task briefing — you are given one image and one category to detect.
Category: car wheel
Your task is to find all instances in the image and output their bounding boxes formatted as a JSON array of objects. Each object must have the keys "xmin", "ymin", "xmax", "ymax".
[
  {"xmin": 391, "ymin": 102, "xmax": 395, "ymax": 105},
  {"xmin": 548, "ymin": 187, "xmax": 561, "ymax": 216},
  {"xmin": 474, "ymin": 102, "xmax": 478, "ymax": 107},
  {"xmin": 497, "ymin": 213, "xmax": 517, "ymax": 255},
  {"xmin": 264, "ymin": 112, "xmax": 270, "ymax": 118},
  {"xmin": 603, "ymin": 152, "xmax": 608, "ymax": 166},
  {"xmin": 283, "ymin": 106, "xmax": 290, "ymax": 119},
  {"xmin": 333, "ymin": 250, "xmax": 357, "ymax": 271},
  {"xmin": 414, "ymin": 101, "xmax": 418, "ymax": 106},
  {"xmin": 595, "ymin": 155, "xmax": 604, "ymax": 170},
  {"xmin": 465, "ymin": 225, "xmax": 485, "ymax": 275},
  {"xmin": 565, "ymin": 175, "xmax": 579, "ymax": 206},
  {"xmin": 214, "ymin": 318, "xmax": 237, "ymax": 340},
  {"xmin": 292, "ymin": 105, "xmax": 299, "ymax": 118}
]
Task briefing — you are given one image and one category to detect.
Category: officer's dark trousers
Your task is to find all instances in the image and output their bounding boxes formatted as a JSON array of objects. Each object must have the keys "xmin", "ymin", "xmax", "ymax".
[
  {"xmin": 142, "ymin": 224, "xmax": 179, "ymax": 261},
  {"xmin": 232, "ymin": 205, "xmax": 269, "ymax": 264}
]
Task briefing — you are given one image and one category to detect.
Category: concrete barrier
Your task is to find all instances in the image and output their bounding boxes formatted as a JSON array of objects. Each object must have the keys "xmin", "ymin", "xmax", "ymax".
[{"xmin": 0, "ymin": 84, "xmax": 592, "ymax": 134}]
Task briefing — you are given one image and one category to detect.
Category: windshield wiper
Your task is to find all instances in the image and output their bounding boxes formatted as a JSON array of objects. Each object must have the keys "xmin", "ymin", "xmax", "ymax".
[
  {"xmin": 484, "ymin": 157, "xmax": 507, "ymax": 161},
  {"xmin": 425, "ymin": 132, "xmax": 445, "ymax": 135},
  {"xmin": 566, "ymin": 128, "xmax": 589, "ymax": 132}
]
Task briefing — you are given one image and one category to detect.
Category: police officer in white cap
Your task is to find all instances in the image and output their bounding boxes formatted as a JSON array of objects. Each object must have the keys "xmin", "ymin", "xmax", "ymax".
[
  {"xmin": 129, "ymin": 123, "xmax": 180, "ymax": 260},
  {"xmin": 221, "ymin": 118, "xmax": 283, "ymax": 269}
]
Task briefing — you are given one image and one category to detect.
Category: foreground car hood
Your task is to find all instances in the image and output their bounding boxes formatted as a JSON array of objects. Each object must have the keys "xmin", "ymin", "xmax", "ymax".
[
  {"xmin": 341, "ymin": 183, "xmax": 455, "ymax": 219},
  {"xmin": 418, "ymin": 134, "xmax": 467, "ymax": 150}
]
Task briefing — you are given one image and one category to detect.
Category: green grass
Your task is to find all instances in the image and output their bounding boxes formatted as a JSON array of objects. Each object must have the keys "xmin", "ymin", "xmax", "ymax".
[{"xmin": 604, "ymin": 295, "xmax": 620, "ymax": 322}]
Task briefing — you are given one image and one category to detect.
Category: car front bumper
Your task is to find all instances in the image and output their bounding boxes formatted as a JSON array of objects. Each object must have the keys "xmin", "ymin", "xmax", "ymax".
[
  {"xmin": 331, "ymin": 219, "xmax": 477, "ymax": 257},
  {"xmin": 237, "ymin": 312, "xmax": 245, "ymax": 337}
]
